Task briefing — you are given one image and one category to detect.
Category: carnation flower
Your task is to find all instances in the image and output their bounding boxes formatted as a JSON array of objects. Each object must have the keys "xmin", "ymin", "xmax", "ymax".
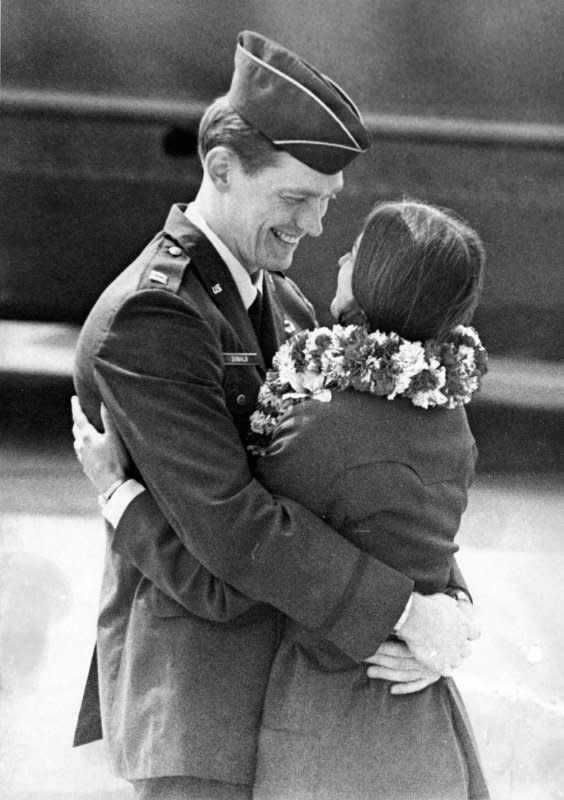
[
  {"xmin": 301, "ymin": 369, "xmax": 327, "ymax": 394},
  {"xmin": 411, "ymin": 387, "xmax": 449, "ymax": 409},
  {"xmin": 249, "ymin": 410, "xmax": 276, "ymax": 435},
  {"xmin": 388, "ymin": 341, "xmax": 427, "ymax": 398},
  {"xmin": 276, "ymin": 348, "xmax": 303, "ymax": 391}
]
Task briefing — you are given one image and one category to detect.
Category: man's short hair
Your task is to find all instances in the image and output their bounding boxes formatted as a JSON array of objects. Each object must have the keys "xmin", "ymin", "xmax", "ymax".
[{"xmin": 198, "ymin": 95, "xmax": 282, "ymax": 175}]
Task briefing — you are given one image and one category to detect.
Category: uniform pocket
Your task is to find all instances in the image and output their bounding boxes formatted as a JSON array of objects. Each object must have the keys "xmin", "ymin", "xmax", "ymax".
[{"xmin": 223, "ymin": 364, "xmax": 262, "ymax": 417}]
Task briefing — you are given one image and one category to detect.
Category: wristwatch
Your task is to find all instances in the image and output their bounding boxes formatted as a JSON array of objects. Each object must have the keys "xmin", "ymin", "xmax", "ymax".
[{"xmin": 98, "ymin": 477, "xmax": 127, "ymax": 508}]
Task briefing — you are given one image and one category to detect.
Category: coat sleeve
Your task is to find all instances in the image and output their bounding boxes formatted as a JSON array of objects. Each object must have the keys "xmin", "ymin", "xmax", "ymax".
[
  {"xmin": 254, "ymin": 400, "xmax": 471, "ymax": 599},
  {"xmin": 445, "ymin": 441, "xmax": 477, "ymax": 601},
  {"xmin": 111, "ymin": 489, "xmax": 264, "ymax": 621},
  {"xmin": 96, "ymin": 290, "xmax": 413, "ymax": 661}
]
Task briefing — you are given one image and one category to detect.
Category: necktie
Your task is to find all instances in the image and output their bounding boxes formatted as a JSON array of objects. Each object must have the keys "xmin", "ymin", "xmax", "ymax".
[
  {"xmin": 248, "ymin": 289, "xmax": 263, "ymax": 338},
  {"xmin": 249, "ymin": 278, "xmax": 278, "ymax": 367}
]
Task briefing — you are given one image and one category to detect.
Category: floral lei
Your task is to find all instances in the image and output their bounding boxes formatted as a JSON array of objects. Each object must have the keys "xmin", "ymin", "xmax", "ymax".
[{"xmin": 248, "ymin": 324, "xmax": 488, "ymax": 454}]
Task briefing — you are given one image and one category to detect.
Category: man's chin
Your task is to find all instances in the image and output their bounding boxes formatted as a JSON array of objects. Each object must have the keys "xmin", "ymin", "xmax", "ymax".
[{"xmin": 264, "ymin": 256, "xmax": 294, "ymax": 273}]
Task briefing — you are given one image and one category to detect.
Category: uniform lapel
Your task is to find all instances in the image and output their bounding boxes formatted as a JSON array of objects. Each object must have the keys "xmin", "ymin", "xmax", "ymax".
[{"xmin": 162, "ymin": 205, "xmax": 266, "ymax": 371}]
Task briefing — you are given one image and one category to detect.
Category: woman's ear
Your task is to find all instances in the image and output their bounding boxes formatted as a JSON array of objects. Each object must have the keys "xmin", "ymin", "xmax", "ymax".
[{"xmin": 204, "ymin": 146, "xmax": 234, "ymax": 191}]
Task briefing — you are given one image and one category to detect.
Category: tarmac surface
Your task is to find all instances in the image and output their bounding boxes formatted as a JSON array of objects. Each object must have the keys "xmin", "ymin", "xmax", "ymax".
[{"xmin": 1, "ymin": 322, "xmax": 563, "ymax": 799}]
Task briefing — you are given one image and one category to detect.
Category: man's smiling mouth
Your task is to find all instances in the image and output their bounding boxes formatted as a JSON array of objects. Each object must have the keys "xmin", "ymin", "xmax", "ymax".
[{"xmin": 271, "ymin": 228, "xmax": 300, "ymax": 246}]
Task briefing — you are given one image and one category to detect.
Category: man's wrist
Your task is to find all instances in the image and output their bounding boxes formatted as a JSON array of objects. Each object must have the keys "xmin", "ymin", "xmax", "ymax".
[
  {"xmin": 102, "ymin": 479, "xmax": 146, "ymax": 527},
  {"xmin": 98, "ymin": 477, "xmax": 127, "ymax": 508},
  {"xmin": 444, "ymin": 588, "xmax": 472, "ymax": 604}
]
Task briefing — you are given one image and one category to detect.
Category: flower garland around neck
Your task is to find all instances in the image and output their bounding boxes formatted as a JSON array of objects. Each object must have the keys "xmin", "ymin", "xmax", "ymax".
[{"xmin": 247, "ymin": 324, "xmax": 488, "ymax": 455}]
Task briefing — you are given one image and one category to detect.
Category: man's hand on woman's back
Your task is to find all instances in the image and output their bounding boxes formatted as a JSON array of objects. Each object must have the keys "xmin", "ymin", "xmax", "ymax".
[{"xmin": 395, "ymin": 591, "xmax": 480, "ymax": 675}]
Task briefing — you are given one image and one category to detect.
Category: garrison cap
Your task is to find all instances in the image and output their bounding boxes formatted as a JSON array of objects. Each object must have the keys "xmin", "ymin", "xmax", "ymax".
[{"xmin": 226, "ymin": 30, "xmax": 371, "ymax": 175}]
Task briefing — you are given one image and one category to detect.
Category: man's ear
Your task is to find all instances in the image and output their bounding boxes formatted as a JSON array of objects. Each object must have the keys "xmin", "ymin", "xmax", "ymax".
[{"xmin": 204, "ymin": 146, "xmax": 237, "ymax": 191}]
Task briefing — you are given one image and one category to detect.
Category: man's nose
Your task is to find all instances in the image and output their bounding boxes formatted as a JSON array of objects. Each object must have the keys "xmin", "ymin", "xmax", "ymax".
[{"xmin": 296, "ymin": 199, "xmax": 326, "ymax": 238}]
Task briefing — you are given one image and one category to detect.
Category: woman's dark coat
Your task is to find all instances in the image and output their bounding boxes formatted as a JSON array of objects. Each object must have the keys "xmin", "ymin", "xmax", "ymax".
[{"xmin": 252, "ymin": 391, "xmax": 490, "ymax": 800}]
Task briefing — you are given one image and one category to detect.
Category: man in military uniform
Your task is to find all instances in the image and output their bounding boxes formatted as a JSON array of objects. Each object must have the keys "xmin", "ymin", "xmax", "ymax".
[{"xmin": 72, "ymin": 31, "xmax": 478, "ymax": 800}]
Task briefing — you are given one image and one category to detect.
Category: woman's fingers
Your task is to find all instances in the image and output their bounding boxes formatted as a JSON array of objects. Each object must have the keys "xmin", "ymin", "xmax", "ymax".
[
  {"xmin": 369, "ymin": 640, "xmax": 413, "ymax": 660},
  {"xmin": 72, "ymin": 400, "xmax": 97, "ymax": 438},
  {"xmin": 71, "ymin": 396, "xmax": 102, "ymax": 469},
  {"xmin": 366, "ymin": 637, "xmax": 443, "ymax": 690},
  {"xmin": 366, "ymin": 663, "xmax": 441, "ymax": 694},
  {"xmin": 366, "ymin": 664, "xmax": 438, "ymax": 682},
  {"xmin": 71, "ymin": 396, "xmax": 98, "ymax": 443},
  {"xmin": 71, "ymin": 395, "xmax": 89, "ymax": 428},
  {"xmin": 366, "ymin": 654, "xmax": 423, "ymax": 672},
  {"xmin": 364, "ymin": 640, "xmax": 416, "ymax": 664},
  {"xmin": 365, "ymin": 640, "xmax": 426, "ymax": 671},
  {"xmin": 100, "ymin": 403, "xmax": 116, "ymax": 435},
  {"xmin": 390, "ymin": 676, "xmax": 440, "ymax": 695}
]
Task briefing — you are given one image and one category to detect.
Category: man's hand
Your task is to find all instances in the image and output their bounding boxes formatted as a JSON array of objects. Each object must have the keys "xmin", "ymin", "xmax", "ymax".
[
  {"xmin": 71, "ymin": 396, "xmax": 130, "ymax": 494},
  {"xmin": 364, "ymin": 640, "xmax": 441, "ymax": 695},
  {"xmin": 395, "ymin": 592, "xmax": 480, "ymax": 675}
]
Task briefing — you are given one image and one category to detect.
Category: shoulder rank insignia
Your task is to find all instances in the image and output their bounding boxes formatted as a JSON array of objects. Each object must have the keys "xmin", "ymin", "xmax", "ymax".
[
  {"xmin": 149, "ymin": 269, "xmax": 169, "ymax": 286},
  {"xmin": 140, "ymin": 241, "xmax": 190, "ymax": 295}
]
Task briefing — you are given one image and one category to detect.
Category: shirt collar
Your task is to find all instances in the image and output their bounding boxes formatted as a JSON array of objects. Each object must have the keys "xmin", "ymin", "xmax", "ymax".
[{"xmin": 185, "ymin": 203, "xmax": 262, "ymax": 310}]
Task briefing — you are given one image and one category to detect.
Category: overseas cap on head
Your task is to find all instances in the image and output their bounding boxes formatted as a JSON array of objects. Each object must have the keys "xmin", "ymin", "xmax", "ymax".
[{"xmin": 226, "ymin": 30, "xmax": 371, "ymax": 175}]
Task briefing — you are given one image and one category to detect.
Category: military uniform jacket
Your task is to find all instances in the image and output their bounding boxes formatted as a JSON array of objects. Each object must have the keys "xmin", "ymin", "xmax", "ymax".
[{"xmin": 73, "ymin": 204, "xmax": 464, "ymax": 784}]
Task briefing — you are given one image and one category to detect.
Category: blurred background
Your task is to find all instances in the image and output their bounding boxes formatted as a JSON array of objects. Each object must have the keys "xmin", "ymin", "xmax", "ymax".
[{"xmin": 1, "ymin": 1, "xmax": 563, "ymax": 798}]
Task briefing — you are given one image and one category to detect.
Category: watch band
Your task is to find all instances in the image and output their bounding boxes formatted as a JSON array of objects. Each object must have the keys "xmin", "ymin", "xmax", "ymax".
[
  {"xmin": 445, "ymin": 588, "xmax": 471, "ymax": 603},
  {"xmin": 98, "ymin": 477, "xmax": 127, "ymax": 507}
]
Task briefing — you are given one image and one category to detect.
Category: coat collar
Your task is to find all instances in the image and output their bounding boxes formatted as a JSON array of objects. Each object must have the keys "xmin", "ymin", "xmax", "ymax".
[
  {"xmin": 162, "ymin": 204, "xmax": 291, "ymax": 372},
  {"xmin": 162, "ymin": 205, "xmax": 244, "ymax": 310}
]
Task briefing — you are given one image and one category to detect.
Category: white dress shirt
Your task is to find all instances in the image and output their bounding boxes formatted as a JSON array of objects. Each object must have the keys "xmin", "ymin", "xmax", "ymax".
[{"xmin": 185, "ymin": 203, "xmax": 263, "ymax": 309}]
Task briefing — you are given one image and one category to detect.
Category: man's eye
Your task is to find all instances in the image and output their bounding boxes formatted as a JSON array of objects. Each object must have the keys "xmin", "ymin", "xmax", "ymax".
[{"xmin": 282, "ymin": 196, "xmax": 305, "ymax": 204}]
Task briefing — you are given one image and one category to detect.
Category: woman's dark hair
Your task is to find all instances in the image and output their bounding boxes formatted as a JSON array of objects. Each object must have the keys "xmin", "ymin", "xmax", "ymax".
[
  {"xmin": 351, "ymin": 200, "xmax": 485, "ymax": 342},
  {"xmin": 198, "ymin": 95, "xmax": 282, "ymax": 174}
]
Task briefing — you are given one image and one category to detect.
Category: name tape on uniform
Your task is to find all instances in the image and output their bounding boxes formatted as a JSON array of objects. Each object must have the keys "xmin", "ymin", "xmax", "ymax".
[{"xmin": 223, "ymin": 352, "xmax": 260, "ymax": 366}]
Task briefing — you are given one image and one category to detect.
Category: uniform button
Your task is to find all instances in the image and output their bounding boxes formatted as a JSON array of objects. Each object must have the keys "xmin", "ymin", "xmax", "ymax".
[
  {"xmin": 168, "ymin": 246, "xmax": 182, "ymax": 256},
  {"xmin": 236, "ymin": 394, "xmax": 247, "ymax": 406}
]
